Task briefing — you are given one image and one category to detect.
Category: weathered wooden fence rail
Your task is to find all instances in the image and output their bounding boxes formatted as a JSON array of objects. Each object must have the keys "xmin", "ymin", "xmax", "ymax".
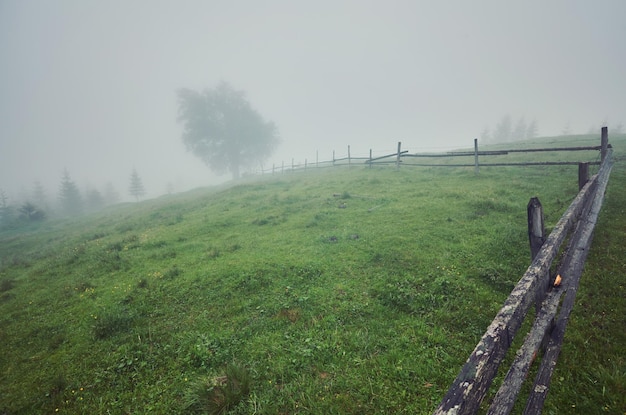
[{"xmin": 433, "ymin": 127, "xmax": 614, "ymax": 414}]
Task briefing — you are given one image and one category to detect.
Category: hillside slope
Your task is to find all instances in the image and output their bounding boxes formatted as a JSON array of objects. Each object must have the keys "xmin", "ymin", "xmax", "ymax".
[{"xmin": 0, "ymin": 135, "xmax": 624, "ymax": 414}]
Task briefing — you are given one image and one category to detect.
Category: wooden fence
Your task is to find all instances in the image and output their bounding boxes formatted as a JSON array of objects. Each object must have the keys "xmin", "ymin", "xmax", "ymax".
[
  {"xmin": 265, "ymin": 132, "xmax": 609, "ymax": 175},
  {"xmin": 433, "ymin": 127, "xmax": 614, "ymax": 414}
]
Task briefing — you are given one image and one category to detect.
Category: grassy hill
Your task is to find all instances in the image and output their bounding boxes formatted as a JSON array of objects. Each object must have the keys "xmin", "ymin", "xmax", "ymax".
[{"xmin": 1, "ymin": 135, "xmax": 624, "ymax": 414}]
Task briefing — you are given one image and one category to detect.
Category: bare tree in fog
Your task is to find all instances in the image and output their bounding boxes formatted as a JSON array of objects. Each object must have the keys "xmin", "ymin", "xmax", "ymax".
[
  {"xmin": 129, "ymin": 168, "xmax": 146, "ymax": 202},
  {"xmin": 177, "ymin": 81, "xmax": 280, "ymax": 180},
  {"xmin": 58, "ymin": 169, "xmax": 83, "ymax": 216}
]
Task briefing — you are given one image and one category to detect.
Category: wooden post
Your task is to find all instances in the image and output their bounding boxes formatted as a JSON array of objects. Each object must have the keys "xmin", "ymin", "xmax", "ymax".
[
  {"xmin": 474, "ymin": 138, "xmax": 479, "ymax": 175},
  {"xmin": 528, "ymin": 197, "xmax": 547, "ymax": 314},
  {"xmin": 396, "ymin": 142, "xmax": 402, "ymax": 170},
  {"xmin": 333, "ymin": 150, "xmax": 336, "ymax": 166},
  {"xmin": 369, "ymin": 149, "xmax": 373, "ymax": 169},
  {"xmin": 348, "ymin": 145, "xmax": 351, "ymax": 167},
  {"xmin": 601, "ymin": 126, "xmax": 608, "ymax": 163},
  {"xmin": 578, "ymin": 162, "xmax": 589, "ymax": 190},
  {"xmin": 527, "ymin": 197, "xmax": 545, "ymax": 260}
]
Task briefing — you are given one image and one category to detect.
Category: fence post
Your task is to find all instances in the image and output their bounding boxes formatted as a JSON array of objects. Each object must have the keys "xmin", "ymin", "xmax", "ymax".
[
  {"xmin": 369, "ymin": 149, "xmax": 373, "ymax": 169},
  {"xmin": 601, "ymin": 126, "xmax": 608, "ymax": 163},
  {"xmin": 396, "ymin": 142, "xmax": 402, "ymax": 170},
  {"xmin": 527, "ymin": 197, "xmax": 546, "ymax": 315},
  {"xmin": 333, "ymin": 150, "xmax": 336, "ymax": 166},
  {"xmin": 527, "ymin": 197, "xmax": 545, "ymax": 260},
  {"xmin": 348, "ymin": 145, "xmax": 351, "ymax": 167},
  {"xmin": 474, "ymin": 138, "xmax": 479, "ymax": 175},
  {"xmin": 578, "ymin": 162, "xmax": 589, "ymax": 190}
]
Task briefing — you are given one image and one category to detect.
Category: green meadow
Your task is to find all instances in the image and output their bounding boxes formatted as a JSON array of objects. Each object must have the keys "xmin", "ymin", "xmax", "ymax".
[{"xmin": 1, "ymin": 135, "xmax": 624, "ymax": 414}]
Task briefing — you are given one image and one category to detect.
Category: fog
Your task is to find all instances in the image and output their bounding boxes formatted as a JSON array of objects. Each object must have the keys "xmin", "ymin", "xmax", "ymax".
[{"xmin": 1, "ymin": 0, "xmax": 625, "ymax": 204}]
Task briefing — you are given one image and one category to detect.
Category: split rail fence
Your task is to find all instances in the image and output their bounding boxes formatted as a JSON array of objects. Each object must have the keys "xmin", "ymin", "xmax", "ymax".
[
  {"xmin": 433, "ymin": 127, "xmax": 614, "ymax": 414},
  {"xmin": 265, "ymin": 132, "xmax": 609, "ymax": 176}
]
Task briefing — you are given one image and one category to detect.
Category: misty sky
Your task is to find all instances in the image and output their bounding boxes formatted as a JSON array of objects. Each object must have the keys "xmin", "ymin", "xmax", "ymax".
[{"xmin": 1, "ymin": 0, "xmax": 625, "ymax": 201}]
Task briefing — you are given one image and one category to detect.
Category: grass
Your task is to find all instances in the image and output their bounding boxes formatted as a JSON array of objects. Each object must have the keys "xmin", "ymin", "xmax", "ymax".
[{"xmin": 0, "ymin": 134, "xmax": 624, "ymax": 414}]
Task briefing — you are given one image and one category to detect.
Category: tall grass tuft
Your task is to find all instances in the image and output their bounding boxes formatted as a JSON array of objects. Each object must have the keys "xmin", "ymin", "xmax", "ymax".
[{"xmin": 185, "ymin": 363, "xmax": 251, "ymax": 415}]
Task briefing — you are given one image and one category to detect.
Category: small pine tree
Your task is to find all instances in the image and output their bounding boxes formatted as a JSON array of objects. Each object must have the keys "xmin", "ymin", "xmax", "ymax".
[
  {"xmin": 19, "ymin": 202, "xmax": 45, "ymax": 221},
  {"xmin": 32, "ymin": 181, "xmax": 48, "ymax": 211},
  {"xmin": 511, "ymin": 117, "xmax": 527, "ymax": 142},
  {"xmin": 58, "ymin": 170, "xmax": 83, "ymax": 216},
  {"xmin": 129, "ymin": 168, "xmax": 146, "ymax": 202},
  {"xmin": 526, "ymin": 119, "xmax": 538, "ymax": 139},
  {"xmin": 480, "ymin": 126, "xmax": 491, "ymax": 143},
  {"xmin": 493, "ymin": 115, "xmax": 512, "ymax": 142},
  {"xmin": 86, "ymin": 189, "xmax": 105, "ymax": 212}
]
